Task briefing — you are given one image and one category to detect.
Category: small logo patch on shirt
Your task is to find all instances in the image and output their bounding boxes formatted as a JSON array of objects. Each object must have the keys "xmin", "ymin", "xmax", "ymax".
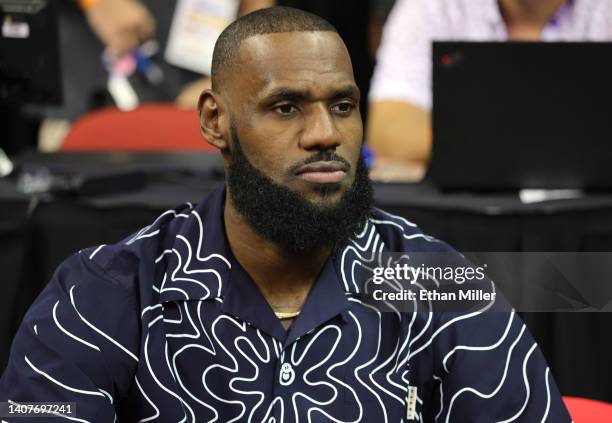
[{"xmin": 407, "ymin": 386, "xmax": 418, "ymax": 420}]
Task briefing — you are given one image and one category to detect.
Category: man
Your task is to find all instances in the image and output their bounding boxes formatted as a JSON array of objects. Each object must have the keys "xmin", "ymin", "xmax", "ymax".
[
  {"xmin": 1, "ymin": 7, "xmax": 571, "ymax": 421},
  {"xmin": 79, "ymin": 0, "xmax": 273, "ymax": 109},
  {"xmin": 367, "ymin": 0, "xmax": 612, "ymax": 179}
]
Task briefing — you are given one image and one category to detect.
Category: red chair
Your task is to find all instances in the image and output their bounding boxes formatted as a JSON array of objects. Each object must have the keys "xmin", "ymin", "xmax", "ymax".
[
  {"xmin": 564, "ymin": 396, "xmax": 612, "ymax": 422},
  {"xmin": 61, "ymin": 103, "xmax": 216, "ymax": 152}
]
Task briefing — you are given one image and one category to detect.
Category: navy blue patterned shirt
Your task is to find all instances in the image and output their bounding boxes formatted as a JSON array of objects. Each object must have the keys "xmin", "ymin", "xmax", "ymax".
[{"xmin": 1, "ymin": 186, "xmax": 571, "ymax": 422}]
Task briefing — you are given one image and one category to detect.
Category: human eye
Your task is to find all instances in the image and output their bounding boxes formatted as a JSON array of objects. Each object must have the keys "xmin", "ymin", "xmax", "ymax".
[
  {"xmin": 273, "ymin": 103, "xmax": 300, "ymax": 116},
  {"xmin": 330, "ymin": 101, "xmax": 356, "ymax": 115}
]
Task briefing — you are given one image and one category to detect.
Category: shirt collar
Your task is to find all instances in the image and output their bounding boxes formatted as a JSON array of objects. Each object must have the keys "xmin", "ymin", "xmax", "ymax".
[
  {"xmin": 158, "ymin": 185, "xmax": 233, "ymax": 304},
  {"xmin": 221, "ymin": 253, "xmax": 353, "ymax": 345},
  {"xmin": 158, "ymin": 184, "xmax": 369, "ymax": 343}
]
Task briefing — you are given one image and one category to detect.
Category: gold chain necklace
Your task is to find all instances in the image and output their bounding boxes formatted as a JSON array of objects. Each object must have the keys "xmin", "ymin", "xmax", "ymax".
[{"xmin": 274, "ymin": 311, "xmax": 301, "ymax": 320}]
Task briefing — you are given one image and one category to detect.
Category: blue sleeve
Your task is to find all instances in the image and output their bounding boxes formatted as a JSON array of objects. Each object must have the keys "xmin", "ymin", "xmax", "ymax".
[
  {"xmin": 0, "ymin": 248, "xmax": 141, "ymax": 422},
  {"xmin": 411, "ymin": 308, "xmax": 572, "ymax": 422}
]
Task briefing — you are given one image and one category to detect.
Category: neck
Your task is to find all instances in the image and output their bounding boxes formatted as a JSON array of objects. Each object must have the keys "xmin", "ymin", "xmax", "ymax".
[
  {"xmin": 223, "ymin": 191, "xmax": 331, "ymax": 312},
  {"xmin": 499, "ymin": 0, "xmax": 566, "ymax": 40}
]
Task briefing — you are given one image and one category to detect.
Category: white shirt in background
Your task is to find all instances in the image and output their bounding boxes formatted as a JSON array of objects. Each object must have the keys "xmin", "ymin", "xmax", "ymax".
[{"xmin": 369, "ymin": 0, "xmax": 612, "ymax": 109}]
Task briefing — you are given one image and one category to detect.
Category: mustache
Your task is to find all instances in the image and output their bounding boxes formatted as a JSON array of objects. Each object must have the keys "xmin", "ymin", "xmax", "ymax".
[{"xmin": 289, "ymin": 151, "xmax": 352, "ymax": 174}]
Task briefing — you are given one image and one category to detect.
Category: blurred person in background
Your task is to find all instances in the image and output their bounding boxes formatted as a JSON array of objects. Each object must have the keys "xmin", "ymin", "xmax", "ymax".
[
  {"xmin": 79, "ymin": 0, "xmax": 273, "ymax": 109},
  {"xmin": 367, "ymin": 0, "xmax": 612, "ymax": 181},
  {"xmin": 83, "ymin": 0, "xmax": 274, "ymax": 103},
  {"xmin": 33, "ymin": 0, "xmax": 272, "ymax": 152}
]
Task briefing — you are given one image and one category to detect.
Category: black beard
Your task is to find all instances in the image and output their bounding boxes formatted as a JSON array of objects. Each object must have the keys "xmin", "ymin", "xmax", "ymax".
[{"xmin": 226, "ymin": 124, "xmax": 374, "ymax": 253}]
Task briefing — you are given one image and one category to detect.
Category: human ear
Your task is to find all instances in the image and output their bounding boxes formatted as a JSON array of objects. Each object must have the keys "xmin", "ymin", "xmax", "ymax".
[{"xmin": 198, "ymin": 89, "xmax": 230, "ymax": 152}]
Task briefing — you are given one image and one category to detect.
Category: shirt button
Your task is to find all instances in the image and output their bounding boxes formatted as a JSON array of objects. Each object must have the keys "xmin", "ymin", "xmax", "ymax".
[{"xmin": 279, "ymin": 362, "xmax": 295, "ymax": 386}]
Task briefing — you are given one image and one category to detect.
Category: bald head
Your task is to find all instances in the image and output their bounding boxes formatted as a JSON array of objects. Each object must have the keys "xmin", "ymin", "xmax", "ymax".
[{"xmin": 211, "ymin": 6, "xmax": 338, "ymax": 91}]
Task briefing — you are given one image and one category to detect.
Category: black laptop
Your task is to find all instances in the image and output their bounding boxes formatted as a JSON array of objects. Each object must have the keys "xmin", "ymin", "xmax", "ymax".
[{"xmin": 428, "ymin": 41, "xmax": 612, "ymax": 191}]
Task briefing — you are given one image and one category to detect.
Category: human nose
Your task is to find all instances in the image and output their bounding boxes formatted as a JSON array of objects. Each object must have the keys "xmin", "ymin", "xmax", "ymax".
[{"xmin": 299, "ymin": 104, "xmax": 342, "ymax": 151}]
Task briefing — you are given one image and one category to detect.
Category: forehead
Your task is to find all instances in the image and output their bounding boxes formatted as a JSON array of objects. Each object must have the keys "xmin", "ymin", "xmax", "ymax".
[{"xmin": 233, "ymin": 31, "xmax": 356, "ymax": 99}]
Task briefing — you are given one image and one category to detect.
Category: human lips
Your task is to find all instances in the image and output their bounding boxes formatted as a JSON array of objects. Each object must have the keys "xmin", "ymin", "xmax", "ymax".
[{"xmin": 295, "ymin": 161, "xmax": 348, "ymax": 184}]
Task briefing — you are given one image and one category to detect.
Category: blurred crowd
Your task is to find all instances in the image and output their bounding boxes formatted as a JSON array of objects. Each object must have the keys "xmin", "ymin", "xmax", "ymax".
[{"xmin": 3, "ymin": 0, "xmax": 612, "ymax": 181}]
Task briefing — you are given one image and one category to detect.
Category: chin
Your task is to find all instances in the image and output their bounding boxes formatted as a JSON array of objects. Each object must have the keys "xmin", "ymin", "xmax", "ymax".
[{"xmin": 308, "ymin": 183, "xmax": 346, "ymax": 204}]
